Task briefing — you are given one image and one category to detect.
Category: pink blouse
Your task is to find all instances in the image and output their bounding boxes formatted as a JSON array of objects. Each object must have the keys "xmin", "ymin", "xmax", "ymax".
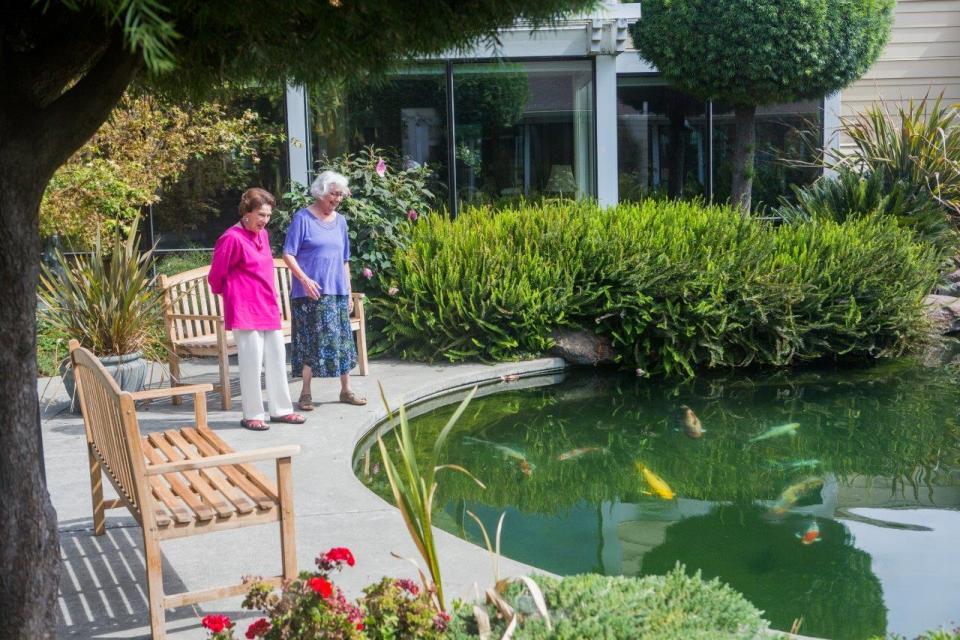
[{"xmin": 208, "ymin": 224, "xmax": 281, "ymax": 331}]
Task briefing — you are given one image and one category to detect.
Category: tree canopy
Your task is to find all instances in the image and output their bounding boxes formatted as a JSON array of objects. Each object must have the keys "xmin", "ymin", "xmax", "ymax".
[{"xmin": 631, "ymin": 0, "xmax": 894, "ymax": 210}]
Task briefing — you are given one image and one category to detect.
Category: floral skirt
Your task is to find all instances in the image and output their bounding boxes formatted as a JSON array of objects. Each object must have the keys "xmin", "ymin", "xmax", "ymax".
[{"xmin": 290, "ymin": 295, "xmax": 357, "ymax": 378}]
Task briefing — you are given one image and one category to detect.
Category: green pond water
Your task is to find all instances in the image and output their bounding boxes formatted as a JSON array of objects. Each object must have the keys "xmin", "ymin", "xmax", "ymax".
[{"xmin": 354, "ymin": 361, "xmax": 960, "ymax": 640}]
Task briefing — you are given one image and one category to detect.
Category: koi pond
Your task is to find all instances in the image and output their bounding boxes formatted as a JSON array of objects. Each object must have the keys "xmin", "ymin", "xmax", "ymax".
[{"xmin": 354, "ymin": 361, "xmax": 960, "ymax": 640}]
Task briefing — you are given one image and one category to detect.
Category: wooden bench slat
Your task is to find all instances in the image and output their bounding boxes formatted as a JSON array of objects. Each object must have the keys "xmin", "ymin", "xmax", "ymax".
[
  {"xmin": 183, "ymin": 428, "xmax": 277, "ymax": 509},
  {"xmin": 164, "ymin": 430, "xmax": 255, "ymax": 515},
  {"xmin": 144, "ymin": 433, "xmax": 218, "ymax": 521},
  {"xmin": 141, "ymin": 441, "xmax": 203, "ymax": 525},
  {"xmin": 157, "ymin": 430, "xmax": 238, "ymax": 519},
  {"xmin": 173, "ymin": 429, "xmax": 258, "ymax": 513}
]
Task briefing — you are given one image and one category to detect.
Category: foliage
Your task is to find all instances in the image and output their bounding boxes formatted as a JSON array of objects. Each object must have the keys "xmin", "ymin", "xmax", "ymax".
[
  {"xmin": 153, "ymin": 249, "xmax": 213, "ymax": 276},
  {"xmin": 376, "ymin": 384, "xmax": 486, "ymax": 611},
  {"xmin": 376, "ymin": 200, "xmax": 937, "ymax": 374},
  {"xmin": 40, "ymin": 92, "xmax": 279, "ymax": 249},
  {"xmin": 37, "ymin": 217, "xmax": 167, "ymax": 360},
  {"xmin": 632, "ymin": 0, "xmax": 893, "ymax": 106},
  {"xmin": 238, "ymin": 547, "xmax": 365, "ymax": 640},
  {"xmin": 361, "ymin": 577, "xmax": 451, "ymax": 639},
  {"xmin": 279, "ymin": 147, "xmax": 439, "ymax": 293},
  {"xmin": 824, "ymin": 96, "xmax": 960, "ymax": 228},
  {"xmin": 36, "ymin": 320, "xmax": 71, "ymax": 378},
  {"xmin": 776, "ymin": 168, "xmax": 957, "ymax": 254},
  {"xmin": 872, "ymin": 628, "xmax": 960, "ymax": 640},
  {"xmin": 447, "ymin": 565, "xmax": 768, "ymax": 639}
]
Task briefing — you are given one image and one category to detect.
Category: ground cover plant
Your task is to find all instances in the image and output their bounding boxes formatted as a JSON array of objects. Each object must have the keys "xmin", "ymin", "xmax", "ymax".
[{"xmin": 377, "ymin": 199, "xmax": 938, "ymax": 375}]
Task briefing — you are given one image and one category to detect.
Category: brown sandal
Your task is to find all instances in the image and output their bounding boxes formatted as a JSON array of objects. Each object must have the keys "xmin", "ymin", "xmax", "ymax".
[
  {"xmin": 298, "ymin": 393, "xmax": 315, "ymax": 412},
  {"xmin": 339, "ymin": 390, "xmax": 367, "ymax": 406}
]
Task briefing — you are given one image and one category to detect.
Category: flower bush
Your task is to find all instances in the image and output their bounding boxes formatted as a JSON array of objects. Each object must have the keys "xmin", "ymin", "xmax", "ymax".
[{"xmin": 361, "ymin": 577, "xmax": 450, "ymax": 640}]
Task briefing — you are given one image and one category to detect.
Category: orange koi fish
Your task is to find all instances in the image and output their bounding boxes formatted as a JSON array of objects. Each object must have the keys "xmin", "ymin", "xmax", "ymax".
[
  {"xmin": 679, "ymin": 405, "xmax": 704, "ymax": 439},
  {"xmin": 797, "ymin": 521, "xmax": 822, "ymax": 545}
]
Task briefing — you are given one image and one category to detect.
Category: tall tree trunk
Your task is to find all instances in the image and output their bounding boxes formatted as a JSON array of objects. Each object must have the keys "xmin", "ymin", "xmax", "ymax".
[
  {"xmin": 731, "ymin": 104, "xmax": 756, "ymax": 212},
  {"xmin": 0, "ymin": 14, "xmax": 137, "ymax": 635}
]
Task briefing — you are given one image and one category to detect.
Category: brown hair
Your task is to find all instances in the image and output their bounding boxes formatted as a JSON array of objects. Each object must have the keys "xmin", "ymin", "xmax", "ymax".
[{"xmin": 238, "ymin": 187, "xmax": 276, "ymax": 216}]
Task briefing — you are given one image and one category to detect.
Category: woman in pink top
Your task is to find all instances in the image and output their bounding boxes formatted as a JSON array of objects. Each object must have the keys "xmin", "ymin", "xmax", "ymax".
[{"xmin": 208, "ymin": 188, "xmax": 305, "ymax": 431}]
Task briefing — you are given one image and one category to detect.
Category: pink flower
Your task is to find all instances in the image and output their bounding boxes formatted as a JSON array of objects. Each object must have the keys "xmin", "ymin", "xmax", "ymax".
[
  {"xmin": 362, "ymin": 267, "xmax": 374, "ymax": 280},
  {"xmin": 387, "ymin": 287, "xmax": 399, "ymax": 296},
  {"xmin": 307, "ymin": 576, "xmax": 333, "ymax": 598},
  {"xmin": 433, "ymin": 611, "xmax": 451, "ymax": 632},
  {"xmin": 407, "ymin": 208, "xmax": 418, "ymax": 221},
  {"xmin": 245, "ymin": 618, "xmax": 271, "ymax": 639},
  {"xmin": 375, "ymin": 157, "xmax": 386, "ymax": 177},
  {"xmin": 201, "ymin": 614, "xmax": 233, "ymax": 634},
  {"xmin": 395, "ymin": 578, "xmax": 419, "ymax": 595}
]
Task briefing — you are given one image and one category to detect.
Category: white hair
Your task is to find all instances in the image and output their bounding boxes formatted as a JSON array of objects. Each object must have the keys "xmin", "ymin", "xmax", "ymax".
[{"xmin": 309, "ymin": 170, "xmax": 350, "ymax": 199}]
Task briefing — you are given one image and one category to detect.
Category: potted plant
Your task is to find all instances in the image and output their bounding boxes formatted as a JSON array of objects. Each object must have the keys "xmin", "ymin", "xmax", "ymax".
[{"xmin": 38, "ymin": 217, "xmax": 166, "ymax": 410}]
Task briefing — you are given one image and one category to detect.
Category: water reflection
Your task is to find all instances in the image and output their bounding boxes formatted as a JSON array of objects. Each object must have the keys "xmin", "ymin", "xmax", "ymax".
[{"xmin": 356, "ymin": 361, "xmax": 960, "ymax": 639}]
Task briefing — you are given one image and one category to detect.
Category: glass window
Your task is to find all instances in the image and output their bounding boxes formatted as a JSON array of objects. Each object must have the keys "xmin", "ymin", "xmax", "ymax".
[
  {"xmin": 712, "ymin": 99, "xmax": 823, "ymax": 210},
  {"xmin": 453, "ymin": 60, "xmax": 595, "ymax": 208},
  {"xmin": 617, "ymin": 77, "xmax": 707, "ymax": 202},
  {"xmin": 311, "ymin": 65, "xmax": 449, "ymax": 201}
]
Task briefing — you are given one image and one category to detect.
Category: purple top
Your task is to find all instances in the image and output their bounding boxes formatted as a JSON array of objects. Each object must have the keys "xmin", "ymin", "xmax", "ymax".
[
  {"xmin": 283, "ymin": 209, "xmax": 351, "ymax": 298},
  {"xmin": 208, "ymin": 224, "xmax": 281, "ymax": 331}
]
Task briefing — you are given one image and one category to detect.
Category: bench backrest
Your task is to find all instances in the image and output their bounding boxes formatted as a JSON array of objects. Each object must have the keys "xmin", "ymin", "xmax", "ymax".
[
  {"xmin": 70, "ymin": 342, "xmax": 149, "ymax": 523},
  {"xmin": 158, "ymin": 259, "xmax": 294, "ymax": 344}
]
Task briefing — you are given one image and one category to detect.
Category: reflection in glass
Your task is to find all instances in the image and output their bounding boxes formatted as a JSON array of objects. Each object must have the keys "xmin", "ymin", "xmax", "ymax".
[
  {"xmin": 453, "ymin": 60, "xmax": 595, "ymax": 207},
  {"xmin": 713, "ymin": 99, "xmax": 823, "ymax": 210},
  {"xmin": 358, "ymin": 362, "xmax": 960, "ymax": 639},
  {"xmin": 311, "ymin": 65, "xmax": 449, "ymax": 199},
  {"xmin": 617, "ymin": 78, "xmax": 707, "ymax": 201}
]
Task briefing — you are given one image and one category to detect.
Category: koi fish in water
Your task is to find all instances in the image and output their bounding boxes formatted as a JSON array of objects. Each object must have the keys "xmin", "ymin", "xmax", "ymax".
[
  {"xmin": 749, "ymin": 422, "xmax": 801, "ymax": 444},
  {"xmin": 636, "ymin": 462, "xmax": 675, "ymax": 500},
  {"xmin": 518, "ymin": 459, "xmax": 533, "ymax": 476},
  {"xmin": 797, "ymin": 520, "xmax": 822, "ymax": 545},
  {"xmin": 463, "ymin": 436, "xmax": 535, "ymax": 474},
  {"xmin": 679, "ymin": 405, "xmax": 704, "ymax": 439},
  {"xmin": 557, "ymin": 446, "xmax": 606, "ymax": 461},
  {"xmin": 770, "ymin": 476, "xmax": 824, "ymax": 515}
]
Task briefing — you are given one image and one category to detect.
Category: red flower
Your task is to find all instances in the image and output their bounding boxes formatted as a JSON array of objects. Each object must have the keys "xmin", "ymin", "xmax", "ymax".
[
  {"xmin": 394, "ymin": 578, "xmax": 419, "ymax": 595},
  {"xmin": 325, "ymin": 547, "xmax": 356, "ymax": 567},
  {"xmin": 307, "ymin": 576, "xmax": 333, "ymax": 597},
  {"xmin": 245, "ymin": 618, "xmax": 271, "ymax": 639},
  {"xmin": 201, "ymin": 614, "xmax": 233, "ymax": 634},
  {"xmin": 357, "ymin": 622, "xmax": 365, "ymax": 631}
]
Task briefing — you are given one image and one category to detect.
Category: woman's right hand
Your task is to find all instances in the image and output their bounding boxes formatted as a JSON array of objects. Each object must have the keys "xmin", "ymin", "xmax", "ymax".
[{"xmin": 302, "ymin": 277, "xmax": 322, "ymax": 300}]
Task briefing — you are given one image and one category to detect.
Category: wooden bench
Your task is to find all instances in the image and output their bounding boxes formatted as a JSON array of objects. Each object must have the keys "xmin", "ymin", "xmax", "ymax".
[
  {"xmin": 158, "ymin": 258, "xmax": 369, "ymax": 410},
  {"xmin": 69, "ymin": 339, "xmax": 300, "ymax": 640}
]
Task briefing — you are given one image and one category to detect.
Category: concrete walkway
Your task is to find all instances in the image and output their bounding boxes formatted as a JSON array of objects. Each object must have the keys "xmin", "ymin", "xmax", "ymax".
[{"xmin": 45, "ymin": 356, "xmax": 566, "ymax": 639}]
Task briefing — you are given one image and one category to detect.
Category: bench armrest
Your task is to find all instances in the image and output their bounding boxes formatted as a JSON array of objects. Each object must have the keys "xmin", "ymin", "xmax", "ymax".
[
  {"xmin": 144, "ymin": 445, "xmax": 301, "ymax": 475},
  {"xmin": 130, "ymin": 383, "xmax": 214, "ymax": 401},
  {"xmin": 166, "ymin": 313, "xmax": 223, "ymax": 322}
]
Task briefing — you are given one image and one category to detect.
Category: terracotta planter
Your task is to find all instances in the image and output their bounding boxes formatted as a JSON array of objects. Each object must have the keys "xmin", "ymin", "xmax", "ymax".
[{"xmin": 60, "ymin": 351, "xmax": 148, "ymax": 413}]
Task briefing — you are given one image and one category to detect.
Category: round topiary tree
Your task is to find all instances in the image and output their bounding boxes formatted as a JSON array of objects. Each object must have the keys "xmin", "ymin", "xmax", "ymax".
[{"xmin": 632, "ymin": 0, "xmax": 894, "ymax": 211}]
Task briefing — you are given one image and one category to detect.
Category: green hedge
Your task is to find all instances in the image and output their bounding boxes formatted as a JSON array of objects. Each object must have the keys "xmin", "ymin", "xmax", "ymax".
[
  {"xmin": 447, "ymin": 565, "xmax": 768, "ymax": 639},
  {"xmin": 375, "ymin": 200, "xmax": 937, "ymax": 374}
]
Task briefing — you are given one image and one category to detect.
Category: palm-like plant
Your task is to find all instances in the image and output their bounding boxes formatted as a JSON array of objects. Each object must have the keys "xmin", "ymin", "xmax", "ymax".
[
  {"xmin": 376, "ymin": 383, "xmax": 485, "ymax": 612},
  {"xmin": 38, "ymin": 216, "xmax": 166, "ymax": 360}
]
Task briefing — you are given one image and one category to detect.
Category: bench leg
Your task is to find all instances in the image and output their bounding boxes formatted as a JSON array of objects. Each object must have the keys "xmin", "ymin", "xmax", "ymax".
[
  {"xmin": 169, "ymin": 353, "xmax": 182, "ymax": 406},
  {"xmin": 88, "ymin": 447, "xmax": 106, "ymax": 536},
  {"xmin": 277, "ymin": 457, "xmax": 297, "ymax": 580},
  {"xmin": 143, "ymin": 530, "xmax": 166, "ymax": 640},
  {"xmin": 355, "ymin": 325, "xmax": 369, "ymax": 376}
]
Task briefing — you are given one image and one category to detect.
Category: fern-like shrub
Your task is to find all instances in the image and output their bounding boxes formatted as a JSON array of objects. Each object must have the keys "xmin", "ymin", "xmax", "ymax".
[
  {"xmin": 376, "ymin": 199, "xmax": 937, "ymax": 375},
  {"xmin": 447, "ymin": 565, "xmax": 768, "ymax": 639}
]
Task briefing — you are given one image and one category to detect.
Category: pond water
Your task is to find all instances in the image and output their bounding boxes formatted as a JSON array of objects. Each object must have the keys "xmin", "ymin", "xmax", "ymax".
[{"xmin": 355, "ymin": 361, "xmax": 960, "ymax": 640}]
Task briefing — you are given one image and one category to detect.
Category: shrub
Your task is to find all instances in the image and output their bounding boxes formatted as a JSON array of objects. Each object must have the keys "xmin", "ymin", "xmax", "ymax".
[
  {"xmin": 825, "ymin": 96, "xmax": 960, "ymax": 230},
  {"xmin": 153, "ymin": 249, "xmax": 213, "ymax": 276},
  {"xmin": 362, "ymin": 577, "xmax": 450, "ymax": 639},
  {"xmin": 36, "ymin": 319, "xmax": 71, "ymax": 377},
  {"xmin": 447, "ymin": 565, "xmax": 768, "ymax": 639},
  {"xmin": 376, "ymin": 200, "xmax": 938, "ymax": 374}
]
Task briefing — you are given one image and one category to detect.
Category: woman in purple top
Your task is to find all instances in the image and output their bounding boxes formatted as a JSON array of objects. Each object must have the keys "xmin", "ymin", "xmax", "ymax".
[
  {"xmin": 209, "ymin": 188, "xmax": 305, "ymax": 430},
  {"xmin": 283, "ymin": 170, "xmax": 366, "ymax": 410}
]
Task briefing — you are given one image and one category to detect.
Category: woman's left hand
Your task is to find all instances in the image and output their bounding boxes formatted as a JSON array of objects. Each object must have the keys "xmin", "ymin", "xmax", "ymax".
[{"xmin": 348, "ymin": 295, "xmax": 355, "ymax": 315}]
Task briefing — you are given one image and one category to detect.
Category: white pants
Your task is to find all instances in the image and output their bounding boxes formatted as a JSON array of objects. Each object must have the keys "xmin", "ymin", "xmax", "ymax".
[{"xmin": 234, "ymin": 329, "xmax": 294, "ymax": 421}]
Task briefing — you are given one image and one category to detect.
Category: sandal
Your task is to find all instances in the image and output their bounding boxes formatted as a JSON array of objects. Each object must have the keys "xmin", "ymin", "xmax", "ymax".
[
  {"xmin": 298, "ymin": 393, "xmax": 315, "ymax": 412},
  {"xmin": 270, "ymin": 413, "xmax": 307, "ymax": 424},
  {"xmin": 339, "ymin": 390, "xmax": 367, "ymax": 406},
  {"xmin": 240, "ymin": 419, "xmax": 270, "ymax": 431}
]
